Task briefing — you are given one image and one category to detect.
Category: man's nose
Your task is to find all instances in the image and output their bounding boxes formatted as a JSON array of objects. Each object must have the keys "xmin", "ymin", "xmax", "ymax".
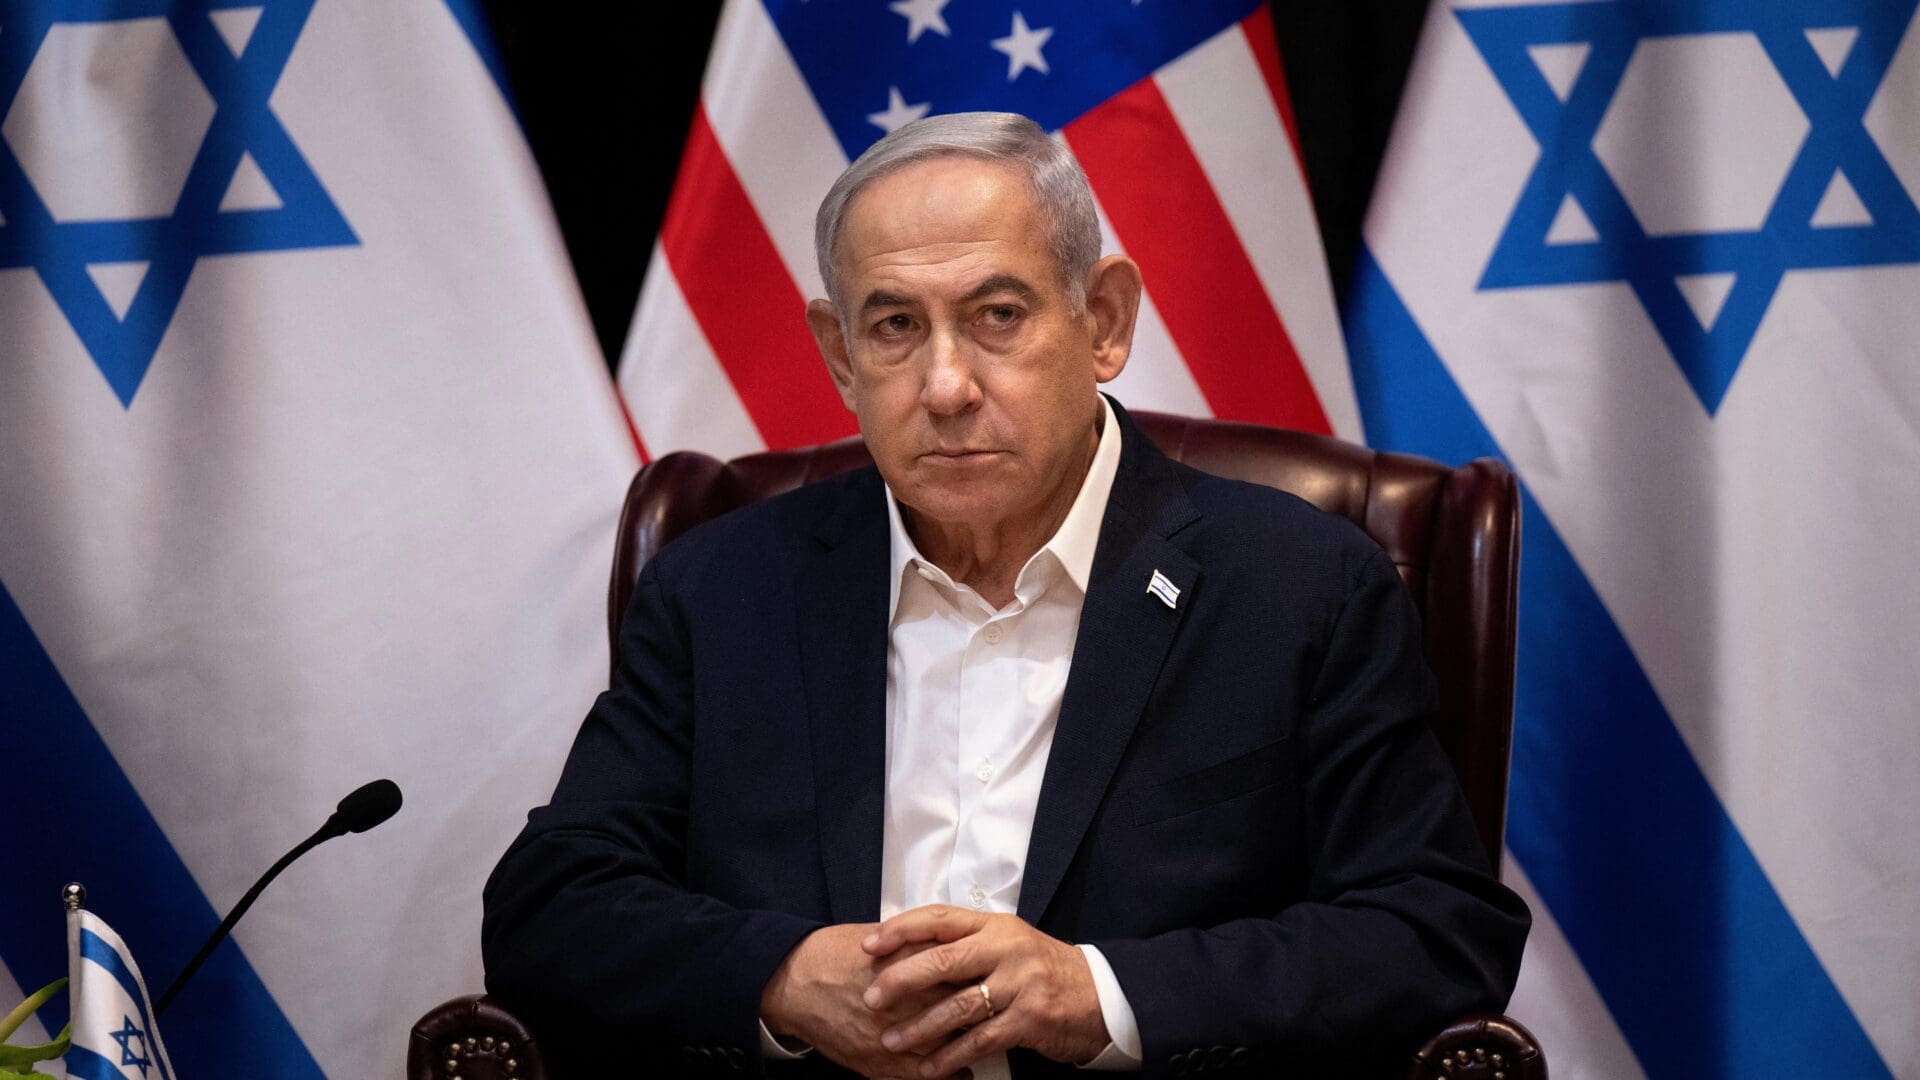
[{"xmin": 920, "ymin": 328, "xmax": 982, "ymax": 417}]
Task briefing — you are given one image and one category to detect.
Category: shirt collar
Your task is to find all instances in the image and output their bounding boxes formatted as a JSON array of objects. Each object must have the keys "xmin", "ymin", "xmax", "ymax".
[{"xmin": 886, "ymin": 395, "xmax": 1123, "ymax": 619}]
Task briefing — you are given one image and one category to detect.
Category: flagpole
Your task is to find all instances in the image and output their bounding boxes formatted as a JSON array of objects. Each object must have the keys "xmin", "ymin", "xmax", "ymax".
[{"xmin": 61, "ymin": 882, "xmax": 83, "ymax": 913}]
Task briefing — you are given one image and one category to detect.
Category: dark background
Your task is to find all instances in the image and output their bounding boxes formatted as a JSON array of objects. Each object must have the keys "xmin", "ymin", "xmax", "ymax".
[{"xmin": 473, "ymin": 2, "xmax": 1432, "ymax": 365}]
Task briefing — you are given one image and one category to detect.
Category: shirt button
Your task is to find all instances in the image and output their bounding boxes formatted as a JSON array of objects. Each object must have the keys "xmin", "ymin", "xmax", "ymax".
[
  {"xmin": 976, "ymin": 756, "xmax": 994, "ymax": 783},
  {"xmin": 968, "ymin": 884, "xmax": 988, "ymax": 909},
  {"xmin": 983, "ymin": 623, "xmax": 1004, "ymax": 644}
]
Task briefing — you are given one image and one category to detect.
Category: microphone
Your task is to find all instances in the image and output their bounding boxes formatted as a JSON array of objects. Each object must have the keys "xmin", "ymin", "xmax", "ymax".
[
  {"xmin": 154, "ymin": 779, "xmax": 402, "ymax": 1016},
  {"xmin": 321, "ymin": 777, "xmax": 404, "ymax": 839}
]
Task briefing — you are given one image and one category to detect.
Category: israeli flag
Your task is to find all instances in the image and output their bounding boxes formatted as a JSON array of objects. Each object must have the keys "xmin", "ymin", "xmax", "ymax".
[
  {"xmin": 1351, "ymin": 0, "xmax": 1920, "ymax": 1075},
  {"xmin": 65, "ymin": 908, "xmax": 175, "ymax": 1080},
  {"xmin": 0, "ymin": 0, "xmax": 635, "ymax": 1075}
]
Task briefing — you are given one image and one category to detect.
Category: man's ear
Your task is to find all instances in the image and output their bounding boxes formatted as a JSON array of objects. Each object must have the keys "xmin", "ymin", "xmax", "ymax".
[
  {"xmin": 806, "ymin": 299, "xmax": 859, "ymax": 411},
  {"xmin": 1085, "ymin": 255, "xmax": 1142, "ymax": 384}
]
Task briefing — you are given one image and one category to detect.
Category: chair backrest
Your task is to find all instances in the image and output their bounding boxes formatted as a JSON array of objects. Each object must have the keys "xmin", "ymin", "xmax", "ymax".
[{"xmin": 607, "ymin": 412, "xmax": 1520, "ymax": 866}]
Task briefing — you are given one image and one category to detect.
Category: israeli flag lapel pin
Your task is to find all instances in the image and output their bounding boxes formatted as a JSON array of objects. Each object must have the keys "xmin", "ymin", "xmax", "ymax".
[{"xmin": 1146, "ymin": 569, "xmax": 1180, "ymax": 609}]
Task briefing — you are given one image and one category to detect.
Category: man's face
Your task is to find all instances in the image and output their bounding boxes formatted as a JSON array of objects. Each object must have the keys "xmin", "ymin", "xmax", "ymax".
[{"xmin": 807, "ymin": 156, "xmax": 1135, "ymax": 534}]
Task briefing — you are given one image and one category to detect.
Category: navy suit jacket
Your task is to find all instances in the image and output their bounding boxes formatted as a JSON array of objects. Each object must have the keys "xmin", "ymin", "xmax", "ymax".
[{"xmin": 482, "ymin": 401, "xmax": 1529, "ymax": 1078}]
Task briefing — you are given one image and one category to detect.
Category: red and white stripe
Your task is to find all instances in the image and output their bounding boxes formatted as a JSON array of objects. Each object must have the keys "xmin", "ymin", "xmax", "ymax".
[{"xmin": 618, "ymin": 0, "xmax": 1359, "ymax": 461}]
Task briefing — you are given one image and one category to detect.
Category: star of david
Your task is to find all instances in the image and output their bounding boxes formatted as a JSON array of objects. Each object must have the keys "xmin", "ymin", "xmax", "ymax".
[
  {"xmin": 0, "ymin": 0, "xmax": 356, "ymax": 408},
  {"xmin": 1458, "ymin": 1, "xmax": 1920, "ymax": 414},
  {"xmin": 110, "ymin": 1015, "xmax": 152, "ymax": 1076}
]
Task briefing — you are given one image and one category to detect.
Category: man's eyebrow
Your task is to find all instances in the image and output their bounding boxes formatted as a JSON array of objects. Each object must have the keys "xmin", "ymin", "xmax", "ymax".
[
  {"xmin": 959, "ymin": 275, "xmax": 1041, "ymax": 306},
  {"xmin": 856, "ymin": 276, "xmax": 1041, "ymax": 314},
  {"xmin": 859, "ymin": 290, "xmax": 915, "ymax": 314}
]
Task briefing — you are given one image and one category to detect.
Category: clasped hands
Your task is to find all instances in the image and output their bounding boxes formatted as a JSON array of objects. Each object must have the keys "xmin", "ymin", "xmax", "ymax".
[{"xmin": 759, "ymin": 905, "xmax": 1111, "ymax": 1079}]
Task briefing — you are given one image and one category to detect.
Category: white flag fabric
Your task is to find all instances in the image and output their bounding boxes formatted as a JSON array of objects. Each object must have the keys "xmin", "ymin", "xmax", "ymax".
[
  {"xmin": 65, "ymin": 908, "xmax": 174, "ymax": 1080},
  {"xmin": 617, "ymin": 0, "xmax": 1358, "ymax": 461},
  {"xmin": 0, "ymin": 1, "xmax": 636, "ymax": 1076},
  {"xmin": 1349, "ymin": 0, "xmax": 1920, "ymax": 1075}
]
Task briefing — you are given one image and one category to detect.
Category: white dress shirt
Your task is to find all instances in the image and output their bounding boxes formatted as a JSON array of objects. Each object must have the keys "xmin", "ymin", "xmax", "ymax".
[{"xmin": 762, "ymin": 398, "xmax": 1142, "ymax": 1074}]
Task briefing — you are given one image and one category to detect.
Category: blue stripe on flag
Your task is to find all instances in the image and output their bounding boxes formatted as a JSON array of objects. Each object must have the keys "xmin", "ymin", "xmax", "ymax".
[
  {"xmin": 78, "ymin": 929, "xmax": 171, "ymax": 1080},
  {"xmin": 1342, "ymin": 248, "xmax": 1891, "ymax": 1076},
  {"xmin": 79, "ymin": 931, "xmax": 145, "ymax": 1016},
  {"xmin": 62, "ymin": 1044, "xmax": 133, "ymax": 1080},
  {"xmin": 439, "ymin": 0, "xmax": 520, "ymax": 123},
  {"xmin": 0, "ymin": 579, "xmax": 323, "ymax": 1078}
]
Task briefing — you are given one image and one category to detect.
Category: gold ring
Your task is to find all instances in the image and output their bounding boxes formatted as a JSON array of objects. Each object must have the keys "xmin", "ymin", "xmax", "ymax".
[{"xmin": 977, "ymin": 982, "xmax": 994, "ymax": 1016}]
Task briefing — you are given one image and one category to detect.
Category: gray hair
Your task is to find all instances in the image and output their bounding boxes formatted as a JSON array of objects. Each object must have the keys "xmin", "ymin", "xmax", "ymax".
[{"xmin": 813, "ymin": 112, "xmax": 1102, "ymax": 315}]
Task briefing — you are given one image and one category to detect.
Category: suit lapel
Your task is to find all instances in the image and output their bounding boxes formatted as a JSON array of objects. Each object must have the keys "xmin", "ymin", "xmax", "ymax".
[
  {"xmin": 1019, "ymin": 409, "xmax": 1200, "ymax": 924},
  {"xmin": 794, "ymin": 470, "xmax": 892, "ymax": 924}
]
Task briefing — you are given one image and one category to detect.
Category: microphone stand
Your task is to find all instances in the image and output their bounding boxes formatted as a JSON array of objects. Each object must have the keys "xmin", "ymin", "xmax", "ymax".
[{"xmin": 154, "ymin": 821, "xmax": 339, "ymax": 1017}]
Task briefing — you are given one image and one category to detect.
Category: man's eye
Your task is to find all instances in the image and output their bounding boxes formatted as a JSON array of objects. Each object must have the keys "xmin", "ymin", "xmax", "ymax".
[
  {"xmin": 983, "ymin": 305, "xmax": 1020, "ymax": 326},
  {"xmin": 876, "ymin": 314, "xmax": 915, "ymax": 335}
]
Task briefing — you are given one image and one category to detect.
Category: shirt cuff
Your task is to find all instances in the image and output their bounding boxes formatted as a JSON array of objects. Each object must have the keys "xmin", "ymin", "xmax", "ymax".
[
  {"xmin": 1076, "ymin": 944, "xmax": 1143, "ymax": 1070},
  {"xmin": 758, "ymin": 1019, "xmax": 812, "ymax": 1060}
]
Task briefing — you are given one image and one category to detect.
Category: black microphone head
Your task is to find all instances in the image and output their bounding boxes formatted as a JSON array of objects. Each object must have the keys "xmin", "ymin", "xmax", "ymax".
[{"xmin": 331, "ymin": 779, "xmax": 402, "ymax": 834}]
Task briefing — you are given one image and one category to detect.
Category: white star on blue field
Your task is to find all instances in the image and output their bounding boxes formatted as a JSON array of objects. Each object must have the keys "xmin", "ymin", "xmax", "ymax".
[
  {"xmin": 0, "ymin": 0, "xmax": 356, "ymax": 407},
  {"xmin": 1459, "ymin": 0, "xmax": 1920, "ymax": 415},
  {"xmin": 766, "ymin": 0, "xmax": 1262, "ymax": 159}
]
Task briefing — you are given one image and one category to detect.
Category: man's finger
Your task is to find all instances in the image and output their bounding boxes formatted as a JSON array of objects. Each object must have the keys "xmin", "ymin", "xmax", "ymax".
[
  {"xmin": 864, "ymin": 904, "xmax": 988, "ymax": 955},
  {"xmin": 881, "ymin": 981, "xmax": 998, "ymax": 1054},
  {"xmin": 865, "ymin": 938, "xmax": 994, "ymax": 1008},
  {"xmin": 917, "ymin": 1010, "xmax": 1017, "ymax": 1078}
]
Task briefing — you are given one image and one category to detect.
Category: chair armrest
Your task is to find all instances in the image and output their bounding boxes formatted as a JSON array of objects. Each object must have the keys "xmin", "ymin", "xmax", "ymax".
[
  {"xmin": 407, "ymin": 997, "xmax": 1543, "ymax": 1079},
  {"xmin": 1406, "ymin": 1013, "xmax": 1546, "ymax": 1079},
  {"xmin": 409, "ymin": 994, "xmax": 548, "ymax": 1080}
]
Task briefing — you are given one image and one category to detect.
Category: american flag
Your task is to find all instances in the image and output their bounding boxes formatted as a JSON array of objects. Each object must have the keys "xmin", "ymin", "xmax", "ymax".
[{"xmin": 616, "ymin": 0, "xmax": 1360, "ymax": 459}]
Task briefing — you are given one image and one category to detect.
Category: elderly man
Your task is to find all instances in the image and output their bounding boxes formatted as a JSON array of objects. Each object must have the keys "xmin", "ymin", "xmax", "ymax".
[{"xmin": 483, "ymin": 112, "xmax": 1528, "ymax": 1079}]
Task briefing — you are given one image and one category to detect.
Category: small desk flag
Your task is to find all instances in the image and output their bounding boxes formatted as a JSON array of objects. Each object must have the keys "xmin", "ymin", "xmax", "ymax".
[{"xmin": 64, "ymin": 908, "xmax": 173, "ymax": 1080}]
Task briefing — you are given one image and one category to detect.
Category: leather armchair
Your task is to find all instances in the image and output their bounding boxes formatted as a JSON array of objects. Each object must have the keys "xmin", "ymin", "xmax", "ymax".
[{"xmin": 410, "ymin": 411, "xmax": 1545, "ymax": 1079}]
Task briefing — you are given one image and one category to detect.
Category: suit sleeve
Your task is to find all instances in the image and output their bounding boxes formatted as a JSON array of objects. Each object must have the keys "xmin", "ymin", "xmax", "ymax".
[
  {"xmin": 1090, "ymin": 549, "xmax": 1530, "ymax": 1075},
  {"xmin": 480, "ymin": 555, "xmax": 823, "ymax": 1064}
]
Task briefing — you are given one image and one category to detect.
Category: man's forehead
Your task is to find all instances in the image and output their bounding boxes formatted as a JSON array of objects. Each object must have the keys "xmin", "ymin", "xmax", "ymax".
[
  {"xmin": 833, "ymin": 157, "xmax": 1053, "ymax": 299},
  {"xmin": 839, "ymin": 157, "xmax": 1039, "ymax": 252}
]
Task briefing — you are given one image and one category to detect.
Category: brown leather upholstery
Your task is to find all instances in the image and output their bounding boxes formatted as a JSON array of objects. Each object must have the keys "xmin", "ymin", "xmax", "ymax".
[
  {"xmin": 407, "ymin": 993, "xmax": 547, "ymax": 1080},
  {"xmin": 1406, "ymin": 1014, "xmax": 1548, "ymax": 1080},
  {"xmin": 413, "ymin": 410, "xmax": 1539, "ymax": 1077}
]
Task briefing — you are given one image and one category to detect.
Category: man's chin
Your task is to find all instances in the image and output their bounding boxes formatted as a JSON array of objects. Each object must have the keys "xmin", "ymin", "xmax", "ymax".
[{"xmin": 889, "ymin": 474, "xmax": 1016, "ymax": 533}]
